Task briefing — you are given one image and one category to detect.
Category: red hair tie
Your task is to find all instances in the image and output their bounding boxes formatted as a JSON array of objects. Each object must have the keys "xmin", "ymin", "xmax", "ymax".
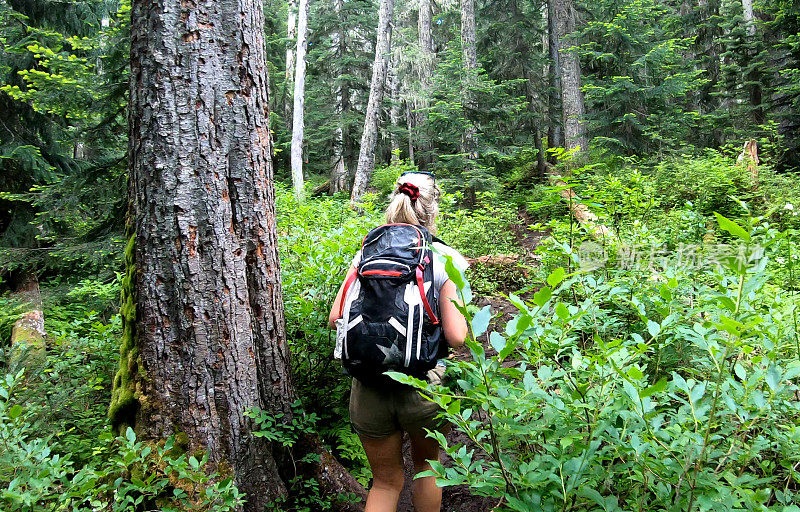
[{"xmin": 398, "ymin": 182, "xmax": 420, "ymax": 201}]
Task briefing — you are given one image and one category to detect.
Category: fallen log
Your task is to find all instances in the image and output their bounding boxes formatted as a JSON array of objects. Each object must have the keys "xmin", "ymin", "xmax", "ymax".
[
  {"xmin": 465, "ymin": 254, "xmax": 520, "ymax": 266},
  {"xmin": 311, "ymin": 180, "xmax": 331, "ymax": 197},
  {"xmin": 546, "ymin": 163, "xmax": 614, "ymax": 240}
]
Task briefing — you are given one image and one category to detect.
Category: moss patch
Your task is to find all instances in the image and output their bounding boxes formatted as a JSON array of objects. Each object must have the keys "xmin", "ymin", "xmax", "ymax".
[{"xmin": 109, "ymin": 232, "xmax": 140, "ymax": 429}]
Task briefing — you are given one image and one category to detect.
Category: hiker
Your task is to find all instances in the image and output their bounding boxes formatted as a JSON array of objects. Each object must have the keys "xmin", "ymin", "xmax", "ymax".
[{"xmin": 328, "ymin": 171, "xmax": 468, "ymax": 512}]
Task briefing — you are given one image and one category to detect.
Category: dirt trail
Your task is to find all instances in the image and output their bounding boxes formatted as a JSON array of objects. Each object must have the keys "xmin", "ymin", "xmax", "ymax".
[{"xmin": 393, "ymin": 209, "xmax": 544, "ymax": 512}]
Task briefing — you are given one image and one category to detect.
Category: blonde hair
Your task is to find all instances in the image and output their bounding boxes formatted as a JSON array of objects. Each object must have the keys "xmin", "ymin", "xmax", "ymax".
[{"xmin": 385, "ymin": 173, "xmax": 441, "ymax": 233}]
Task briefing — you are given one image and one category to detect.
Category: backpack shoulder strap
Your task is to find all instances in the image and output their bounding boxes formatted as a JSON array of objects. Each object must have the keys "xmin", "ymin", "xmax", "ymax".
[{"xmin": 431, "ymin": 235, "xmax": 449, "ymax": 247}]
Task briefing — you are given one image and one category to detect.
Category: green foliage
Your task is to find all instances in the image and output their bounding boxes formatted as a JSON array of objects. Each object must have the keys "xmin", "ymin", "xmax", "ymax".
[
  {"xmin": 393, "ymin": 205, "xmax": 800, "ymax": 511},
  {"xmin": 370, "ymin": 157, "xmax": 414, "ymax": 195},
  {"xmin": 439, "ymin": 191, "xmax": 518, "ymax": 258},
  {"xmin": 275, "ymin": 185, "xmax": 378, "ymax": 479},
  {"xmin": 0, "ymin": 371, "xmax": 244, "ymax": 512}
]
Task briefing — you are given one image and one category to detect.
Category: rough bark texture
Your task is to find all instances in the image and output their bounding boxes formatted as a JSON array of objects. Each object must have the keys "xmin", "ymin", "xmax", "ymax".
[
  {"xmin": 552, "ymin": 0, "xmax": 588, "ymax": 155},
  {"xmin": 284, "ymin": 0, "xmax": 298, "ymax": 122},
  {"xmin": 460, "ymin": 0, "xmax": 478, "ymax": 157},
  {"xmin": 330, "ymin": 0, "xmax": 348, "ymax": 194},
  {"xmin": 389, "ymin": 46, "xmax": 402, "ymax": 162},
  {"xmin": 9, "ymin": 273, "xmax": 45, "ymax": 374},
  {"xmin": 351, "ymin": 0, "xmax": 395, "ymax": 203},
  {"xmin": 547, "ymin": 0, "xmax": 564, "ymax": 157},
  {"xmin": 414, "ymin": 0, "xmax": 434, "ymax": 167},
  {"xmin": 121, "ymin": 1, "xmax": 366, "ymax": 509},
  {"xmin": 291, "ymin": 0, "xmax": 310, "ymax": 201}
]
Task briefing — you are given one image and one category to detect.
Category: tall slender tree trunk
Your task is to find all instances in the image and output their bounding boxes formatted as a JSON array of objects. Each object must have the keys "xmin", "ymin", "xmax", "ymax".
[
  {"xmin": 351, "ymin": 0, "xmax": 395, "ymax": 203},
  {"xmin": 117, "ymin": 1, "xmax": 364, "ymax": 509},
  {"xmin": 415, "ymin": 0, "xmax": 434, "ymax": 168},
  {"xmin": 460, "ymin": 0, "xmax": 478, "ymax": 158},
  {"xmin": 330, "ymin": 0, "xmax": 348, "ymax": 193},
  {"xmin": 284, "ymin": 0, "xmax": 298, "ymax": 122},
  {"xmin": 389, "ymin": 46, "xmax": 402, "ymax": 162},
  {"xmin": 547, "ymin": 0, "xmax": 564, "ymax": 159},
  {"xmin": 741, "ymin": 0, "xmax": 764, "ymax": 124},
  {"xmin": 291, "ymin": 0, "xmax": 310, "ymax": 201},
  {"xmin": 552, "ymin": 0, "xmax": 588, "ymax": 155}
]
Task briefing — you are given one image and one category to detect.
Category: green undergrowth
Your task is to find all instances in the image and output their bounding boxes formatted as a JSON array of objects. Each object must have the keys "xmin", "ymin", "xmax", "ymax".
[{"xmin": 393, "ymin": 203, "xmax": 800, "ymax": 511}]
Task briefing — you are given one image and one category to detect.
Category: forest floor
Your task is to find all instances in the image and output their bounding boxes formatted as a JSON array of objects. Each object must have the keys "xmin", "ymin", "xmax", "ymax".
[{"xmin": 394, "ymin": 209, "xmax": 547, "ymax": 512}]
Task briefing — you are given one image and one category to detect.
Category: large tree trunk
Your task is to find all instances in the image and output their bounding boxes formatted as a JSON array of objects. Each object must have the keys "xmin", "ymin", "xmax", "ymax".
[
  {"xmin": 552, "ymin": 0, "xmax": 588, "ymax": 155},
  {"xmin": 547, "ymin": 0, "xmax": 564, "ymax": 158},
  {"xmin": 460, "ymin": 0, "xmax": 478, "ymax": 158},
  {"xmin": 116, "ymin": 1, "xmax": 364, "ymax": 509},
  {"xmin": 330, "ymin": 0, "xmax": 348, "ymax": 194},
  {"xmin": 290, "ymin": 0, "xmax": 310, "ymax": 201},
  {"xmin": 284, "ymin": 0, "xmax": 298, "ymax": 122},
  {"xmin": 351, "ymin": 0, "xmax": 395, "ymax": 203}
]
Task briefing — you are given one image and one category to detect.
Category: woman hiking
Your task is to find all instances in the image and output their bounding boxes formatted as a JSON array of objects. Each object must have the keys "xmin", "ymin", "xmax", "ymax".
[{"xmin": 329, "ymin": 171, "xmax": 468, "ymax": 512}]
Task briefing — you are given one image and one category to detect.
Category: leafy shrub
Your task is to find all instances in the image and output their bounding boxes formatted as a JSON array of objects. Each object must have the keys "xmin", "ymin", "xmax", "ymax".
[
  {"xmin": 439, "ymin": 191, "xmax": 518, "ymax": 258},
  {"xmin": 0, "ymin": 371, "xmax": 243, "ymax": 512},
  {"xmin": 394, "ymin": 208, "xmax": 800, "ymax": 511},
  {"xmin": 370, "ymin": 158, "xmax": 417, "ymax": 195},
  {"xmin": 275, "ymin": 185, "xmax": 378, "ymax": 478}
]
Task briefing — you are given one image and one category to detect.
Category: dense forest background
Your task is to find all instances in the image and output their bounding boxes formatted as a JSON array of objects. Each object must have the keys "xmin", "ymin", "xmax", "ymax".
[{"xmin": 1, "ymin": 0, "xmax": 800, "ymax": 510}]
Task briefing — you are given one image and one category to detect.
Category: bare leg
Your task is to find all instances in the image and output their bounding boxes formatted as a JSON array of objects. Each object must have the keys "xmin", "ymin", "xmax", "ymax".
[
  {"xmin": 361, "ymin": 432, "xmax": 404, "ymax": 512},
  {"xmin": 409, "ymin": 429, "xmax": 443, "ymax": 512}
]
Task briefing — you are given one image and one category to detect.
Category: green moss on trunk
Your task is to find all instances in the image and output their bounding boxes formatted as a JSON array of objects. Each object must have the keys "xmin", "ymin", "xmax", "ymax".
[{"xmin": 109, "ymin": 232, "xmax": 140, "ymax": 429}]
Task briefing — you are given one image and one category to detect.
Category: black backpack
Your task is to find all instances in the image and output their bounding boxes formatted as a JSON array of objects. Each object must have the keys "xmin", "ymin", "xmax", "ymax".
[{"xmin": 338, "ymin": 223, "xmax": 444, "ymax": 385}]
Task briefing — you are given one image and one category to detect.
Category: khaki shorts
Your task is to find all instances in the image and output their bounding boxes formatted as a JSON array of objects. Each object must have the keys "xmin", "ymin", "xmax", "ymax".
[{"xmin": 349, "ymin": 366, "xmax": 446, "ymax": 439}]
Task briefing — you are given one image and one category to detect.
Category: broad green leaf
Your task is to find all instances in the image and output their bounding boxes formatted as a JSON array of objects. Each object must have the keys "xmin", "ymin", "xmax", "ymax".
[
  {"xmin": 647, "ymin": 320, "xmax": 660, "ymax": 338},
  {"xmin": 547, "ymin": 267, "xmax": 565, "ymax": 287},
  {"xmin": 714, "ymin": 212, "xmax": 751, "ymax": 242},
  {"xmin": 471, "ymin": 305, "xmax": 491, "ymax": 338},
  {"xmin": 555, "ymin": 302, "xmax": 569, "ymax": 320},
  {"xmin": 8, "ymin": 404, "xmax": 22, "ymax": 419},
  {"xmin": 627, "ymin": 367, "xmax": 644, "ymax": 380},
  {"xmin": 639, "ymin": 377, "xmax": 668, "ymax": 398},
  {"xmin": 533, "ymin": 287, "xmax": 552, "ymax": 307},
  {"xmin": 490, "ymin": 332, "xmax": 507, "ymax": 354}
]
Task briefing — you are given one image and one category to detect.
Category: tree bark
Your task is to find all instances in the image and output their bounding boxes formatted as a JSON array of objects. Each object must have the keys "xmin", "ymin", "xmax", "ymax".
[
  {"xmin": 547, "ymin": 0, "xmax": 564, "ymax": 158},
  {"xmin": 552, "ymin": 0, "xmax": 588, "ymax": 155},
  {"xmin": 414, "ymin": 0, "xmax": 434, "ymax": 167},
  {"xmin": 740, "ymin": 0, "xmax": 764, "ymax": 124},
  {"xmin": 330, "ymin": 0, "xmax": 348, "ymax": 194},
  {"xmin": 119, "ymin": 0, "xmax": 365, "ymax": 509},
  {"xmin": 9, "ymin": 273, "xmax": 45, "ymax": 375},
  {"xmin": 284, "ymin": 0, "xmax": 298, "ymax": 122},
  {"xmin": 351, "ymin": 0, "xmax": 395, "ymax": 203},
  {"xmin": 291, "ymin": 0, "xmax": 310, "ymax": 201},
  {"xmin": 460, "ymin": 0, "xmax": 478, "ymax": 158},
  {"xmin": 389, "ymin": 46, "xmax": 402, "ymax": 162}
]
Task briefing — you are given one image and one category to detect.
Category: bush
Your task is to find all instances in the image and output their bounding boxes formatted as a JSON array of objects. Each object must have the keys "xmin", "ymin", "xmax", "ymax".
[
  {"xmin": 394, "ymin": 206, "xmax": 800, "ymax": 511},
  {"xmin": 0, "ymin": 371, "xmax": 244, "ymax": 512}
]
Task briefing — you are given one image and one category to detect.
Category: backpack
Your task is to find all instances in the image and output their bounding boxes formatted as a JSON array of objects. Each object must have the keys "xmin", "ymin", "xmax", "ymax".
[{"xmin": 337, "ymin": 223, "xmax": 444, "ymax": 385}]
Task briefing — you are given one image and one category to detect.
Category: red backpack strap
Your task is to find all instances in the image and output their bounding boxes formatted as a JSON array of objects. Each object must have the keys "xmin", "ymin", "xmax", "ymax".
[
  {"xmin": 416, "ymin": 265, "xmax": 439, "ymax": 325},
  {"xmin": 338, "ymin": 271, "xmax": 358, "ymax": 318}
]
